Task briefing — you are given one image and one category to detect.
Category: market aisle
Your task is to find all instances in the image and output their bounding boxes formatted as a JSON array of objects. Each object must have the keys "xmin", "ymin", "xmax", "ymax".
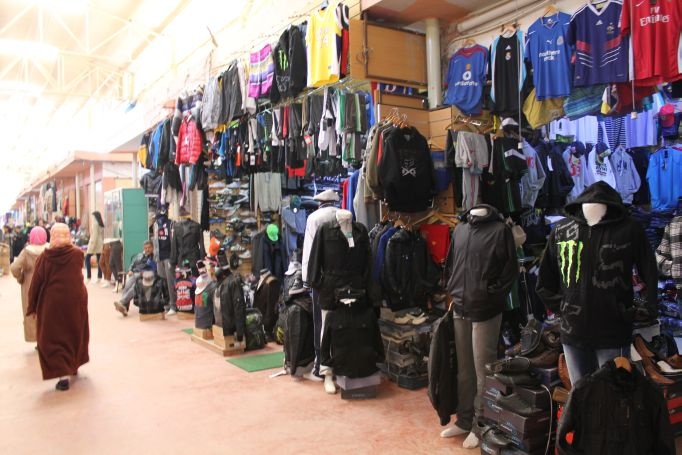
[{"xmin": 0, "ymin": 273, "xmax": 468, "ymax": 455}]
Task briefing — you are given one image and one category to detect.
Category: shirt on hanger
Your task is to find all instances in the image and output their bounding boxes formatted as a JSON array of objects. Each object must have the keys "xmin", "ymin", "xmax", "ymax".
[
  {"xmin": 566, "ymin": 0, "xmax": 629, "ymax": 86},
  {"xmin": 444, "ymin": 44, "xmax": 488, "ymax": 114},
  {"xmin": 621, "ymin": 0, "xmax": 682, "ymax": 86},
  {"xmin": 306, "ymin": 2, "xmax": 342, "ymax": 87},
  {"xmin": 525, "ymin": 12, "xmax": 573, "ymax": 99},
  {"xmin": 490, "ymin": 31, "xmax": 526, "ymax": 116}
]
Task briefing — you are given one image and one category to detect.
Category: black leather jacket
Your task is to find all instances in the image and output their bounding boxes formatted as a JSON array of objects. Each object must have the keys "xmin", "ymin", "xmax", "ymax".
[
  {"xmin": 133, "ymin": 276, "xmax": 168, "ymax": 314},
  {"xmin": 557, "ymin": 360, "xmax": 674, "ymax": 455},
  {"xmin": 282, "ymin": 295, "xmax": 315, "ymax": 375},
  {"xmin": 307, "ymin": 220, "xmax": 371, "ymax": 311},
  {"xmin": 382, "ymin": 229, "xmax": 439, "ymax": 311},
  {"xmin": 218, "ymin": 273, "xmax": 246, "ymax": 341},
  {"xmin": 170, "ymin": 219, "xmax": 206, "ymax": 268}
]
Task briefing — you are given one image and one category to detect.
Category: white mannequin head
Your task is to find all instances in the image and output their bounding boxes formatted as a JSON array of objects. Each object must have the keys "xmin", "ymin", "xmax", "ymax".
[
  {"xmin": 469, "ymin": 207, "xmax": 489, "ymax": 218},
  {"xmin": 582, "ymin": 203, "xmax": 607, "ymax": 226}
]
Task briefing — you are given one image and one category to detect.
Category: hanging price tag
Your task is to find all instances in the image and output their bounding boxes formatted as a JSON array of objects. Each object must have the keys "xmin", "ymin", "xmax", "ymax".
[
  {"xmin": 346, "ymin": 231, "xmax": 355, "ymax": 248},
  {"xmin": 250, "ymin": 154, "xmax": 256, "ymax": 166},
  {"xmin": 547, "ymin": 157, "xmax": 554, "ymax": 172}
]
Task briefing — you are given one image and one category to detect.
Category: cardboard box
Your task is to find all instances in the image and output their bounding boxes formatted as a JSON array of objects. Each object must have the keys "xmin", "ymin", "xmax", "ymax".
[
  {"xmin": 531, "ymin": 366, "xmax": 559, "ymax": 387},
  {"xmin": 515, "ymin": 386, "xmax": 551, "ymax": 410},
  {"xmin": 336, "ymin": 373, "xmax": 381, "ymax": 391},
  {"xmin": 483, "ymin": 396, "xmax": 503, "ymax": 423},
  {"xmin": 485, "ymin": 375, "xmax": 513, "ymax": 396},
  {"xmin": 497, "ymin": 406, "xmax": 552, "ymax": 436},
  {"xmin": 340, "ymin": 385, "xmax": 378, "ymax": 399}
]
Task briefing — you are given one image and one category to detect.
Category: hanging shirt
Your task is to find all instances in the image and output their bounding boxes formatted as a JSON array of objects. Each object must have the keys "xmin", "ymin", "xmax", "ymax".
[
  {"xmin": 647, "ymin": 148, "xmax": 682, "ymax": 210},
  {"xmin": 609, "ymin": 147, "xmax": 641, "ymax": 204},
  {"xmin": 566, "ymin": 0, "xmax": 629, "ymax": 86},
  {"xmin": 306, "ymin": 2, "xmax": 342, "ymax": 88},
  {"xmin": 586, "ymin": 146, "xmax": 617, "ymax": 189},
  {"xmin": 563, "ymin": 147, "xmax": 589, "ymax": 203},
  {"xmin": 621, "ymin": 0, "xmax": 682, "ymax": 86},
  {"xmin": 624, "ymin": 109, "xmax": 656, "ymax": 148},
  {"xmin": 525, "ymin": 12, "xmax": 573, "ymax": 99},
  {"xmin": 490, "ymin": 31, "xmax": 526, "ymax": 115},
  {"xmin": 444, "ymin": 44, "xmax": 488, "ymax": 114}
]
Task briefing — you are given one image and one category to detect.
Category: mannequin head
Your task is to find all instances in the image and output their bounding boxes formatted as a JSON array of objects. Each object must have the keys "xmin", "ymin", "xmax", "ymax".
[
  {"xmin": 469, "ymin": 207, "xmax": 489, "ymax": 218},
  {"xmin": 582, "ymin": 203, "xmax": 607, "ymax": 226},
  {"xmin": 335, "ymin": 209, "xmax": 352, "ymax": 228},
  {"xmin": 50, "ymin": 223, "xmax": 71, "ymax": 247}
]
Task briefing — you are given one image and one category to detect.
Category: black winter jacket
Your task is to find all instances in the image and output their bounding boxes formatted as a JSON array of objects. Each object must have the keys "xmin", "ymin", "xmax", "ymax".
[
  {"xmin": 378, "ymin": 127, "xmax": 436, "ymax": 213},
  {"xmin": 133, "ymin": 276, "xmax": 168, "ymax": 314},
  {"xmin": 170, "ymin": 219, "xmax": 205, "ymax": 268},
  {"xmin": 382, "ymin": 229, "xmax": 439, "ymax": 310},
  {"xmin": 217, "ymin": 272, "xmax": 246, "ymax": 341},
  {"xmin": 270, "ymin": 26, "xmax": 307, "ymax": 104},
  {"xmin": 428, "ymin": 310, "xmax": 458, "ymax": 426},
  {"xmin": 446, "ymin": 205, "xmax": 518, "ymax": 322},
  {"xmin": 140, "ymin": 171, "xmax": 162, "ymax": 196},
  {"xmin": 320, "ymin": 301, "xmax": 385, "ymax": 378},
  {"xmin": 536, "ymin": 182, "xmax": 657, "ymax": 349},
  {"xmin": 307, "ymin": 220, "xmax": 371, "ymax": 311},
  {"xmin": 282, "ymin": 295, "xmax": 315, "ymax": 375},
  {"xmin": 260, "ymin": 236, "xmax": 287, "ymax": 281},
  {"xmin": 535, "ymin": 142, "xmax": 574, "ymax": 209},
  {"xmin": 557, "ymin": 360, "xmax": 675, "ymax": 455}
]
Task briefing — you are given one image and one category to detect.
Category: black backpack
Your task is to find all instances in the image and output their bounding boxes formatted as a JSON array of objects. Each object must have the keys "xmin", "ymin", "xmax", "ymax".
[{"xmin": 244, "ymin": 307, "xmax": 267, "ymax": 351}]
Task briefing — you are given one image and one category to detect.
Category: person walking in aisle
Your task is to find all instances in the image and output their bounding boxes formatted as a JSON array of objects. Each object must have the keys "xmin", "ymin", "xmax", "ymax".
[
  {"xmin": 85, "ymin": 211, "xmax": 104, "ymax": 284},
  {"xmin": 27, "ymin": 223, "xmax": 89, "ymax": 391},
  {"xmin": 113, "ymin": 240, "xmax": 157, "ymax": 316},
  {"xmin": 10, "ymin": 226, "xmax": 49, "ymax": 345}
]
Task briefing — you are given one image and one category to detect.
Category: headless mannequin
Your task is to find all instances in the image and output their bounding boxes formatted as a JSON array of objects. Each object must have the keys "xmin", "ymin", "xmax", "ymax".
[{"xmin": 582, "ymin": 203, "xmax": 607, "ymax": 226}]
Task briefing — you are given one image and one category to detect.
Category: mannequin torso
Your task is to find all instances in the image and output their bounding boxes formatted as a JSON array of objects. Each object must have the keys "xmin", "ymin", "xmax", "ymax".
[
  {"xmin": 336, "ymin": 210, "xmax": 354, "ymax": 247},
  {"xmin": 582, "ymin": 203, "xmax": 607, "ymax": 226}
]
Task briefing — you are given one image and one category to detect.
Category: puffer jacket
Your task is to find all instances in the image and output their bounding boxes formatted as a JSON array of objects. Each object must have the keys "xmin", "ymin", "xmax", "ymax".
[
  {"xmin": 282, "ymin": 295, "xmax": 315, "ymax": 375},
  {"xmin": 428, "ymin": 310, "xmax": 458, "ymax": 426},
  {"xmin": 536, "ymin": 181, "xmax": 657, "ymax": 349},
  {"xmin": 175, "ymin": 115, "xmax": 204, "ymax": 165},
  {"xmin": 140, "ymin": 171, "xmax": 162, "ymax": 196},
  {"xmin": 170, "ymin": 219, "xmax": 206, "ymax": 268},
  {"xmin": 218, "ymin": 272, "xmax": 246, "ymax": 341},
  {"xmin": 382, "ymin": 228, "xmax": 439, "ymax": 310},
  {"xmin": 307, "ymin": 220, "xmax": 371, "ymax": 311},
  {"xmin": 446, "ymin": 204, "xmax": 518, "ymax": 322},
  {"xmin": 557, "ymin": 360, "xmax": 674, "ymax": 454},
  {"xmin": 133, "ymin": 275, "xmax": 168, "ymax": 314}
]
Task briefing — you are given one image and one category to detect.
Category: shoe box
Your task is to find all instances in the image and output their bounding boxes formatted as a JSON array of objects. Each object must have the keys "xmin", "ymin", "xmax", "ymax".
[
  {"xmin": 530, "ymin": 366, "xmax": 559, "ymax": 387},
  {"xmin": 340, "ymin": 385, "xmax": 378, "ymax": 400},
  {"xmin": 515, "ymin": 385, "xmax": 551, "ymax": 410},
  {"xmin": 482, "ymin": 389, "xmax": 554, "ymax": 440},
  {"xmin": 336, "ymin": 372, "xmax": 381, "ymax": 391},
  {"xmin": 485, "ymin": 374, "xmax": 513, "ymax": 397}
]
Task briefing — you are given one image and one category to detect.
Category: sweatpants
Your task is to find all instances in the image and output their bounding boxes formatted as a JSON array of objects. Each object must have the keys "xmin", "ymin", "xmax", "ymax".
[
  {"xmin": 453, "ymin": 312, "xmax": 502, "ymax": 433},
  {"xmin": 120, "ymin": 273, "xmax": 140, "ymax": 308},
  {"xmin": 311, "ymin": 289, "xmax": 330, "ymax": 376},
  {"xmin": 109, "ymin": 240, "xmax": 123, "ymax": 282},
  {"xmin": 157, "ymin": 259, "xmax": 177, "ymax": 311}
]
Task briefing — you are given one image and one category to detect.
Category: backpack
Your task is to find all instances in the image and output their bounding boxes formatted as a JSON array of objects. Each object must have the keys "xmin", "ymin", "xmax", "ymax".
[{"xmin": 244, "ymin": 307, "xmax": 267, "ymax": 351}]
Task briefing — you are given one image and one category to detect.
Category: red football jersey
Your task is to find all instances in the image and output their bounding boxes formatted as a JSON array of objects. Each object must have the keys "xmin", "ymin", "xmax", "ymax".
[{"xmin": 621, "ymin": 0, "xmax": 682, "ymax": 85}]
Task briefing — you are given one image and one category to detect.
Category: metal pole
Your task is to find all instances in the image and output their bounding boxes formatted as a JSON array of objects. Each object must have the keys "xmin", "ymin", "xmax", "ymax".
[
  {"xmin": 425, "ymin": 18, "xmax": 442, "ymax": 110},
  {"xmin": 89, "ymin": 162, "xmax": 96, "ymax": 214},
  {"xmin": 75, "ymin": 173, "xmax": 81, "ymax": 220}
]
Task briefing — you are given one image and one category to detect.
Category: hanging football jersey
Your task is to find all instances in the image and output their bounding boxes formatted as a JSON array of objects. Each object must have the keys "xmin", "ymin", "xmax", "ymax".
[
  {"xmin": 306, "ymin": 2, "xmax": 342, "ymax": 88},
  {"xmin": 566, "ymin": 0, "xmax": 629, "ymax": 86},
  {"xmin": 490, "ymin": 31, "xmax": 526, "ymax": 116},
  {"xmin": 444, "ymin": 44, "xmax": 488, "ymax": 114},
  {"xmin": 525, "ymin": 12, "xmax": 572, "ymax": 99},
  {"xmin": 621, "ymin": 0, "xmax": 682, "ymax": 85}
]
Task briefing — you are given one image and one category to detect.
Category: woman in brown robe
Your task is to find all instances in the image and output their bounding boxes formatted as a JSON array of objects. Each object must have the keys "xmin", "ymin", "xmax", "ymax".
[
  {"xmin": 27, "ymin": 223, "xmax": 89, "ymax": 391},
  {"xmin": 10, "ymin": 226, "xmax": 48, "ymax": 343}
]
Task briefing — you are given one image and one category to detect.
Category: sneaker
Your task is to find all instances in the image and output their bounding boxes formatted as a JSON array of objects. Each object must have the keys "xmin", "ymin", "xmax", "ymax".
[
  {"xmin": 230, "ymin": 244, "xmax": 246, "ymax": 253},
  {"xmin": 55, "ymin": 378, "xmax": 70, "ymax": 391},
  {"xmin": 238, "ymin": 250, "xmax": 251, "ymax": 260},
  {"xmin": 242, "ymin": 217, "xmax": 257, "ymax": 225},
  {"xmin": 209, "ymin": 181, "xmax": 226, "ymax": 189},
  {"xmin": 166, "ymin": 309, "xmax": 177, "ymax": 316},
  {"xmin": 114, "ymin": 301, "xmax": 128, "ymax": 317},
  {"xmin": 226, "ymin": 181, "xmax": 242, "ymax": 189},
  {"xmin": 100, "ymin": 281, "xmax": 110, "ymax": 288}
]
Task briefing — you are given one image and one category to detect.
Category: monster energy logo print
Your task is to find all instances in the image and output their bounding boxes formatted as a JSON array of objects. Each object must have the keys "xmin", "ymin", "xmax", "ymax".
[{"xmin": 557, "ymin": 240, "xmax": 583, "ymax": 286}]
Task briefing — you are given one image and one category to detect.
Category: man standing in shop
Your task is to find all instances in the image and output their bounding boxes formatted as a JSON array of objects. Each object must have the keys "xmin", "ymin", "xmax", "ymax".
[{"xmin": 113, "ymin": 241, "xmax": 157, "ymax": 317}]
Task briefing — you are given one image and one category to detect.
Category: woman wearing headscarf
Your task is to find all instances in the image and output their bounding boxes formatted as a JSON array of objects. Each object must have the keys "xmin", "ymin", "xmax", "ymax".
[
  {"xmin": 10, "ymin": 226, "xmax": 48, "ymax": 343},
  {"xmin": 85, "ymin": 211, "xmax": 104, "ymax": 283},
  {"xmin": 28, "ymin": 223, "xmax": 89, "ymax": 391}
]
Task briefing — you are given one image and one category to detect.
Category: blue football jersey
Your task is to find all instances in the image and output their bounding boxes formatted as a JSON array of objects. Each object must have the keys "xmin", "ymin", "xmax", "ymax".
[
  {"xmin": 444, "ymin": 44, "xmax": 488, "ymax": 114},
  {"xmin": 525, "ymin": 12, "xmax": 573, "ymax": 99},
  {"xmin": 566, "ymin": 0, "xmax": 629, "ymax": 87}
]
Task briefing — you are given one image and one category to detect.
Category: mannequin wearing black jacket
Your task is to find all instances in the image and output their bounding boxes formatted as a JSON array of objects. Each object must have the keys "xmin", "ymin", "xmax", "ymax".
[
  {"xmin": 215, "ymin": 267, "xmax": 246, "ymax": 342},
  {"xmin": 443, "ymin": 205, "xmax": 518, "ymax": 448},
  {"xmin": 170, "ymin": 217, "xmax": 205, "ymax": 274}
]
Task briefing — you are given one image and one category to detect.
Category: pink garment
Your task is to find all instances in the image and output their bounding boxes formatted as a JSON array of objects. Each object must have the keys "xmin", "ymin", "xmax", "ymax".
[
  {"xmin": 29, "ymin": 226, "xmax": 47, "ymax": 246},
  {"xmin": 248, "ymin": 44, "xmax": 274, "ymax": 99}
]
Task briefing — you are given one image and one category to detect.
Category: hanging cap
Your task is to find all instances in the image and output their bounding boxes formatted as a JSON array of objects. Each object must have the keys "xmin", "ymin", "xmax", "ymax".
[
  {"xmin": 208, "ymin": 237, "xmax": 221, "ymax": 257},
  {"xmin": 314, "ymin": 189, "xmax": 339, "ymax": 202},
  {"xmin": 285, "ymin": 261, "xmax": 301, "ymax": 276},
  {"xmin": 290, "ymin": 195, "xmax": 302, "ymax": 209},
  {"xmin": 141, "ymin": 270, "xmax": 155, "ymax": 287},
  {"xmin": 501, "ymin": 117, "xmax": 519, "ymax": 128},
  {"xmin": 266, "ymin": 224, "xmax": 279, "ymax": 242},
  {"xmin": 288, "ymin": 272, "xmax": 307, "ymax": 296},
  {"xmin": 660, "ymin": 104, "xmax": 675, "ymax": 128}
]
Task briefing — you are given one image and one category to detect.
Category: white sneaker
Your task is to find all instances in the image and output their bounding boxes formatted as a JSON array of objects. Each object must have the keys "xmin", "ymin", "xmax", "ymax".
[
  {"xmin": 166, "ymin": 309, "xmax": 177, "ymax": 316},
  {"xmin": 462, "ymin": 432, "xmax": 480, "ymax": 449},
  {"xmin": 100, "ymin": 281, "xmax": 110, "ymax": 288},
  {"xmin": 440, "ymin": 425, "xmax": 468, "ymax": 438}
]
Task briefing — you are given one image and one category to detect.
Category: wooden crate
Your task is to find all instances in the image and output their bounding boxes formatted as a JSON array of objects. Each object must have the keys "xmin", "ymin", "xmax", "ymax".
[
  {"xmin": 212, "ymin": 325, "xmax": 246, "ymax": 353},
  {"xmin": 193, "ymin": 327, "xmax": 213, "ymax": 340},
  {"xmin": 190, "ymin": 334, "xmax": 243, "ymax": 357},
  {"xmin": 139, "ymin": 312, "xmax": 165, "ymax": 321}
]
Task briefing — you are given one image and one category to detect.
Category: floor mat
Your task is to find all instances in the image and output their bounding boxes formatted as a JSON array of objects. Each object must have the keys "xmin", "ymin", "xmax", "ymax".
[
  {"xmin": 227, "ymin": 351, "xmax": 285, "ymax": 373},
  {"xmin": 181, "ymin": 328, "xmax": 193, "ymax": 334}
]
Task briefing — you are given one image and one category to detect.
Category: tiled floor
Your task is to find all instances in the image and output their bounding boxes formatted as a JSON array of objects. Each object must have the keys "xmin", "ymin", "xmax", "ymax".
[{"xmin": 0, "ymin": 272, "xmax": 680, "ymax": 454}]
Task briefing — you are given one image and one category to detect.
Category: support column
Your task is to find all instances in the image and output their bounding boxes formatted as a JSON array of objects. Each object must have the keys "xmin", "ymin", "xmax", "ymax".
[
  {"xmin": 89, "ymin": 163, "xmax": 96, "ymax": 215},
  {"xmin": 425, "ymin": 18, "xmax": 442, "ymax": 110},
  {"xmin": 75, "ymin": 173, "xmax": 81, "ymax": 220},
  {"xmin": 132, "ymin": 152, "xmax": 139, "ymax": 188}
]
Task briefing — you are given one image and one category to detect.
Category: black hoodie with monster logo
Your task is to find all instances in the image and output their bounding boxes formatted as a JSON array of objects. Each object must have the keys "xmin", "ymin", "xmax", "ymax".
[{"xmin": 536, "ymin": 181, "xmax": 657, "ymax": 349}]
